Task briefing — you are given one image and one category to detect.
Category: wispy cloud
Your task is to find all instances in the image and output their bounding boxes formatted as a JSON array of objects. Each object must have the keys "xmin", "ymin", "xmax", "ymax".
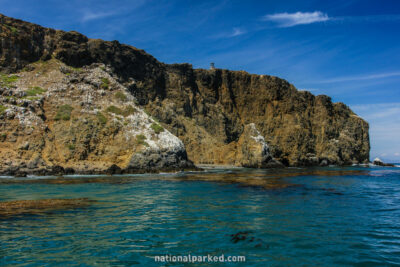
[
  {"xmin": 334, "ymin": 14, "xmax": 400, "ymax": 23},
  {"xmin": 210, "ymin": 27, "xmax": 246, "ymax": 39},
  {"xmin": 261, "ymin": 12, "xmax": 400, "ymax": 29},
  {"xmin": 81, "ymin": 11, "xmax": 117, "ymax": 22},
  {"xmin": 352, "ymin": 102, "xmax": 400, "ymax": 119},
  {"xmin": 231, "ymin": 27, "xmax": 245, "ymax": 37},
  {"xmin": 262, "ymin": 11, "xmax": 329, "ymax": 27},
  {"xmin": 313, "ymin": 71, "xmax": 400, "ymax": 83}
]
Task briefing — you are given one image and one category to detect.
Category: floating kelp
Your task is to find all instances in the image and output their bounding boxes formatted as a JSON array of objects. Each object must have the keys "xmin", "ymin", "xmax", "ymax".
[{"xmin": 0, "ymin": 198, "xmax": 96, "ymax": 217}]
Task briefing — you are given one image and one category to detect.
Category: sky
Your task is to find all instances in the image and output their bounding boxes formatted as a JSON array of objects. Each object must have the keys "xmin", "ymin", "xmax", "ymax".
[{"xmin": 1, "ymin": 0, "xmax": 400, "ymax": 162}]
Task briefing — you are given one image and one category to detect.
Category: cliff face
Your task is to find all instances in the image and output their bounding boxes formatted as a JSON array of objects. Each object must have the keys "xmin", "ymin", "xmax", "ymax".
[
  {"xmin": 0, "ymin": 14, "xmax": 370, "ymax": 169},
  {"xmin": 150, "ymin": 65, "xmax": 370, "ymax": 166}
]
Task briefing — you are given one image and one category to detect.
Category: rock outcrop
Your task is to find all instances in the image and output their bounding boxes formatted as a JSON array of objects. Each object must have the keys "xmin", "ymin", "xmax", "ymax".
[{"xmin": 0, "ymin": 14, "xmax": 370, "ymax": 170}]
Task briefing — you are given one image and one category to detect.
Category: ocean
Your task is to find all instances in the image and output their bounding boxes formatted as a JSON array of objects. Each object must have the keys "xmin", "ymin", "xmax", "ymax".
[{"xmin": 1, "ymin": 165, "xmax": 400, "ymax": 266}]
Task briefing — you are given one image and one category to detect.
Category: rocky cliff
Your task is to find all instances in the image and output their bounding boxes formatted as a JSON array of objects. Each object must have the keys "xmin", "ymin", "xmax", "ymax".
[{"xmin": 0, "ymin": 14, "xmax": 370, "ymax": 172}]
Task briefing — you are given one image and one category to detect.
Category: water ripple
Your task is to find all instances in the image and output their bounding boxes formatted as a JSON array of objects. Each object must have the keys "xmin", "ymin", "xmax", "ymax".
[{"xmin": 1, "ymin": 166, "xmax": 400, "ymax": 266}]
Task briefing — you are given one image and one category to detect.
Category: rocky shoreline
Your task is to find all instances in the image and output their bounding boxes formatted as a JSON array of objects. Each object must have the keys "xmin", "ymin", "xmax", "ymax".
[{"xmin": 0, "ymin": 164, "xmax": 200, "ymax": 177}]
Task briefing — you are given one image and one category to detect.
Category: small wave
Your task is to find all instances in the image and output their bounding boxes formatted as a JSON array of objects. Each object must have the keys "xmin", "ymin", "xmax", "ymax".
[{"xmin": 0, "ymin": 176, "xmax": 14, "ymax": 179}]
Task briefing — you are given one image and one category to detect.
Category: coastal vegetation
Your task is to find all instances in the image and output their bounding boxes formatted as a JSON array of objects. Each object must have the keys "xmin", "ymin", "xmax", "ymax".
[
  {"xmin": 115, "ymin": 91, "xmax": 127, "ymax": 102},
  {"xmin": 25, "ymin": 86, "xmax": 46, "ymax": 96},
  {"xmin": 106, "ymin": 105, "xmax": 136, "ymax": 117},
  {"xmin": 101, "ymin": 77, "xmax": 110, "ymax": 89},
  {"xmin": 151, "ymin": 123, "xmax": 164, "ymax": 134},
  {"xmin": 0, "ymin": 73, "xmax": 19, "ymax": 87},
  {"xmin": 55, "ymin": 105, "xmax": 73, "ymax": 121},
  {"xmin": 135, "ymin": 134, "xmax": 149, "ymax": 147}
]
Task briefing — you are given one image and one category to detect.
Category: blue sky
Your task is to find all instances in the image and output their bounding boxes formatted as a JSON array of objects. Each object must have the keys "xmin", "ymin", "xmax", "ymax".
[{"xmin": 1, "ymin": 0, "xmax": 400, "ymax": 162}]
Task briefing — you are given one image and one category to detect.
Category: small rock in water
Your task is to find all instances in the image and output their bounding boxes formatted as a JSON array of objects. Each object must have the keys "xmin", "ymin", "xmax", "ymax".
[
  {"xmin": 230, "ymin": 231, "xmax": 252, "ymax": 243},
  {"xmin": 373, "ymin": 157, "xmax": 395, "ymax": 167}
]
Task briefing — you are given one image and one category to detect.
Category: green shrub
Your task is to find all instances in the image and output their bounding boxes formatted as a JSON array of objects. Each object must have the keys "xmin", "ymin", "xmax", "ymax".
[
  {"xmin": 26, "ymin": 96, "xmax": 41, "ymax": 101},
  {"xmin": 151, "ymin": 123, "xmax": 164, "ymax": 134},
  {"xmin": 55, "ymin": 105, "xmax": 73, "ymax": 121},
  {"xmin": 97, "ymin": 112, "xmax": 107, "ymax": 125},
  {"xmin": 0, "ymin": 133, "xmax": 6, "ymax": 141},
  {"xmin": 5, "ymin": 96, "xmax": 16, "ymax": 101},
  {"xmin": 67, "ymin": 144, "xmax": 75, "ymax": 150},
  {"xmin": 101, "ymin": 77, "xmax": 110, "ymax": 89},
  {"xmin": 143, "ymin": 109, "xmax": 151, "ymax": 116},
  {"xmin": 123, "ymin": 105, "xmax": 136, "ymax": 116},
  {"xmin": 4, "ymin": 24, "xmax": 18, "ymax": 34},
  {"xmin": 106, "ymin": 105, "xmax": 123, "ymax": 115},
  {"xmin": 136, "ymin": 134, "xmax": 149, "ymax": 147},
  {"xmin": 106, "ymin": 105, "xmax": 136, "ymax": 117},
  {"xmin": 25, "ymin": 86, "xmax": 46, "ymax": 96},
  {"xmin": 0, "ymin": 105, "xmax": 7, "ymax": 115},
  {"xmin": 0, "ymin": 73, "xmax": 19, "ymax": 87},
  {"xmin": 71, "ymin": 66, "xmax": 82, "ymax": 72},
  {"xmin": 115, "ymin": 91, "xmax": 127, "ymax": 102}
]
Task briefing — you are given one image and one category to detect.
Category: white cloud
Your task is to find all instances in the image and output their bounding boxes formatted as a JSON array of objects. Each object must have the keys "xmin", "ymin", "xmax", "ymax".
[
  {"xmin": 395, "ymin": 152, "xmax": 400, "ymax": 156},
  {"xmin": 262, "ymin": 11, "xmax": 329, "ymax": 27}
]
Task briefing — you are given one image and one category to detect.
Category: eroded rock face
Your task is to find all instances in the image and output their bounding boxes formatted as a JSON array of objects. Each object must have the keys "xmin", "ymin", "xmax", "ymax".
[
  {"xmin": 0, "ymin": 59, "xmax": 193, "ymax": 175},
  {"xmin": 0, "ymin": 14, "xmax": 370, "ymax": 168},
  {"xmin": 235, "ymin": 123, "xmax": 283, "ymax": 168}
]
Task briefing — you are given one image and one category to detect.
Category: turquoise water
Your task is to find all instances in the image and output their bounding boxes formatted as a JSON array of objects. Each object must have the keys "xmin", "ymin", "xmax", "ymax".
[{"xmin": 1, "ymin": 166, "xmax": 400, "ymax": 266}]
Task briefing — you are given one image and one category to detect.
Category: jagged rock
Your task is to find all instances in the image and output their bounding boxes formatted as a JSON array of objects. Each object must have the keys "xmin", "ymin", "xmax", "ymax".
[
  {"xmin": 18, "ymin": 142, "xmax": 29, "ymax": 150},
  {"xmin": 319, "ymin": 159, "xmax": 329, "ymax": 166},
  {"xmin": 106, "ymin": 164, "xmax": 122, "ymax": 175}
]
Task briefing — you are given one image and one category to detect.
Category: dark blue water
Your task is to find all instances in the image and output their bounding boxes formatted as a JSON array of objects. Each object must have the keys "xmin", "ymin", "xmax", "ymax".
[{"xmin": 1, "ymin": 166, "xmax": 400, "ymax": 266}]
